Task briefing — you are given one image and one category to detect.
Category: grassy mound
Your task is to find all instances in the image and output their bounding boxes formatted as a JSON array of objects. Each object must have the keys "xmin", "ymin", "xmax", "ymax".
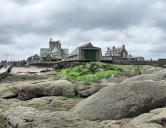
[
  {"xmin": 55, "ymin": 62, "xmax": 146, "ymax": 85},
  {"xmin": 55, "ymin": 62, "xmax": 123, "ymax": 85}
]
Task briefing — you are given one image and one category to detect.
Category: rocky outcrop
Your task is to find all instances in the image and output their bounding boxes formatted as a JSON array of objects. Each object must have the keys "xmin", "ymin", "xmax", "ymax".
[
  {"xmin": 72, "ymin": 73, "xmax": 166, "ymax": 121},
  {"xmin": 0, "ymin": 106, "xmax": 101, "ymax": 128},
  {"xmin": 123, "ymin": 71, "xmax": 166, "ymax": 82},
  {"xmin": 1, "ymin": 66, "xmax": 166, "ymax": 127},
  {"xmin": 15, "ymin": 80, "xmax": 114, "ymax": 100},
  {"xmin": 130, "ymin": 107, "xmax": 166, "ymax": 128},
  {"xmin": 133, "ymin": 123, "xmax": 162, "ymax": 128},
  {"xmin": 17, "ymin": 80, "xmax": 76, "ymax": 100},
  {"xmin": 140, "ymin": 65, "xmax": 163, "ymax": 74},
  {"xmin": 21, "ymin": 96, "xmax": 83, "ymax": 112}
]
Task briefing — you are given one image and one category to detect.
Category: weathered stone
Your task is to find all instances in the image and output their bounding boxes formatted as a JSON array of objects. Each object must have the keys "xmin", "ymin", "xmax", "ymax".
[
  {"xmin": 135, "ymin": 123, "xmax": 162, "ymax": 128},
  {"xmin": 17, "ymin": 80, "xmax": 76, "ymax": 100},
  {"xmin": 72, "ymin": 75, "xmax": 166, "ymax": 121},
  {"xmin": 76, "ymin": 83, "xmax": 103, "ymax": 97},
  {"xmin": 21, "ymin": 96, "xmax": 84, "ymax": 112},
  {"xmin": 130, "ymin": 107, "xmax": 166, "ymax": 128},
  {"xmin": 124, "ymin": 72, "xmax": 166, "ymax": 82},
  {"xmin": 0, "ymin": 106, "xmax": 100, "ymax": 128}
]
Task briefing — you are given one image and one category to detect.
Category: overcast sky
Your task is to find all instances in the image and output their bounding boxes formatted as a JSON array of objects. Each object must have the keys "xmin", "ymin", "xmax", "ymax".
[{"xmin": 0, "ymin": 0, "xmax": 166, "ymax": 60}]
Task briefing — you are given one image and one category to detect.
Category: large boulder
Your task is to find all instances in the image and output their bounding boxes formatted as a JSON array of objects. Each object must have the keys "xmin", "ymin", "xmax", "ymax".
[
  {"xmin": 130, "ymin": 107, "xmax": 166, "ymax": 128},
  {"xmin": 17, "ymin": 80, "xmax": 76, "ymax": 100},
  {"xmin": 124, "ymin": 71, "xmax": 166, "ymax": 82},
  {"xmin": 72, "ymin": 74, "xmax": 166, "ymax": 121}
]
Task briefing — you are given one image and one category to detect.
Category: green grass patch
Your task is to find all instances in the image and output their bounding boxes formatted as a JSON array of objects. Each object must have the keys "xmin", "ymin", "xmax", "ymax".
[
  {"xmin": 54, "ymin": 62, "xmax": 125, "ymax": 85},
  {"xmin": 54, "ymin": 62, "xmax": 145, "ymax": 85},
  {"xmin": 112, "ymin": 65, "xmax": 143, "ymax": 75}
]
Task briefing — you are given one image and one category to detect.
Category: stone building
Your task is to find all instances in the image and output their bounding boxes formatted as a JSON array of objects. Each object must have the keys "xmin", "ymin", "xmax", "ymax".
[
  {"xmin": 66, "ymin": 43, "xmax": 102, "ymax": 62},
  {"xmin": 40, "ymin": 48, "xmax": 49, "ymax": 57},
  {"xmin": 105, "ymin": 45, "xmax": 128, "ymax": 58},
  {"xmin": 49, "ymin": 39, "xmax": 68, "ymax": 60},
  {"xmin": 104, "ymin": 45, "xmax": 145, "ymax": 61},
  {"xmin": 27, "ymin": 54, "xmax": 40, "ymax": 64},
  {"xmin": 40, "ymin": 48, "xmax": 50, "ymax": 62},
  {"xmin": 49, "ymin": 39, "xmax": 61, "ymax": 52},
  {"xmin": 40, "ymin": 38, "xmax": 69, "ymax": 61}
]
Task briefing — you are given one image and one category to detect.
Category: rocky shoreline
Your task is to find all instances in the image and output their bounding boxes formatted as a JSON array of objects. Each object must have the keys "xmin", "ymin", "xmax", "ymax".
[{"xmin": 0, "ymin": 65, "xmax": 166, "ymax": 128}]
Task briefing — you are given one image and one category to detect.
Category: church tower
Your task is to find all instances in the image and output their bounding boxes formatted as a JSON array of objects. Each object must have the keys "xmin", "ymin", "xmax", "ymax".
[{"xmin": 49, "ymin": 38, "xmax": 61, "ymax": 53}]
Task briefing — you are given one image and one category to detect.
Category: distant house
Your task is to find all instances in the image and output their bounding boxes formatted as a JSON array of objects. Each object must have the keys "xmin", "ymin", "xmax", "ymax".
[
  {"xmin": 27, "ymin": 54, "xmax": 40, "ymax": 64},
  {"xmin": 159, "ymin": 58, "xmax": 166, "ymax": 62},
  {"xmin": 40, "ymin": 48, "xmax": 50, "ymax": 61},
  {"xmin": 104, "ymin": 45, "xmax": 145, "ymax": 61},
  {"xmin": 66, "ymin": 43, "xmax": 102, "ymax": 62},
  {"xmin": 40, "ymin": 48, "xmax": 49, "ymax": 57},
  {"xmin": 105, "ymin": 45, "xmax": 128, "ymax": 58}
]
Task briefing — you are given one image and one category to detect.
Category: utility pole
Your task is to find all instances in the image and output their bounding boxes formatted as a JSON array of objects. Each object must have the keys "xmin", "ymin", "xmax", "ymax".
[{"xmin": 68, "ymin": 40, "xmax": 70, "ymax": 54}]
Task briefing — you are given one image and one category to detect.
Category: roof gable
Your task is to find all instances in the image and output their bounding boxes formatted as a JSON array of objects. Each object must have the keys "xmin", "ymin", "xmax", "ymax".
[
  {"xmin": 79, "ymin": 43, "xmax": 94, "ymax": 48},
  {"xmin": 69, "ymin": 42, "xmax": 100, "ymax": 56},
  {"xmin": 70, "ymin": 43, "xmax": 93, "ymax": 56}
]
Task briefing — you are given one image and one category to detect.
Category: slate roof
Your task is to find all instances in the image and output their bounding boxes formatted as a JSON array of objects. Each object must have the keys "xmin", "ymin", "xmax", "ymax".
[
  {"xmin": 70, "ymin": 47, "xmax": 79, "ymax": 56},
  {"xmin": 106, "ymin": 47, "xmax": 126, "ymax": 54},
  {"xmin": 40, "ymin": 48, "xmax": 49, "ymax": 54},
  {"xmin": 69, "ymin": 43, "xmax": 98, "ymax": 56}
]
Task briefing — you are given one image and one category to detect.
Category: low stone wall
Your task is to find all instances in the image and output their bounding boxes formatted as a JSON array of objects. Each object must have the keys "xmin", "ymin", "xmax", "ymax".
[
  {"xmin": 29, "ymin": 59, "xmax": 166, "ymax": 69},
  {"xmin": 106, "ymin": 60, "xmax": 166, "ymax": 67},
  {"xmin": 30, "ymin": 60, "xmax": 90, "ymax": 69}
]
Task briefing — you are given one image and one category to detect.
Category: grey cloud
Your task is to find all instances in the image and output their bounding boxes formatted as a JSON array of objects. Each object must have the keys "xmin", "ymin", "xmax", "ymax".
[
  {"xmin": 149, "ymin": 43, "xmax": 166, "ymax": 54},
  {"xmin": 0, "ymin": 0, "xmax": 166, "ymax": 60},
  {"xmin": 47, "ymin": 0, "xmax": 151, "ymax": 31},
  {"xmin": 155, "ymin": 18, "xmax": 166, "ymax": 32},
  {"xmin": 0, "ymin": 34, "xmax": 15, "ymax": 45},
  {"xmin": 12, "ymin": 0, "xmax": 40, "ymax": 5},
  {"xmin": 0, "ymin": 0, "xmax": 152, "ymax": 34}
]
